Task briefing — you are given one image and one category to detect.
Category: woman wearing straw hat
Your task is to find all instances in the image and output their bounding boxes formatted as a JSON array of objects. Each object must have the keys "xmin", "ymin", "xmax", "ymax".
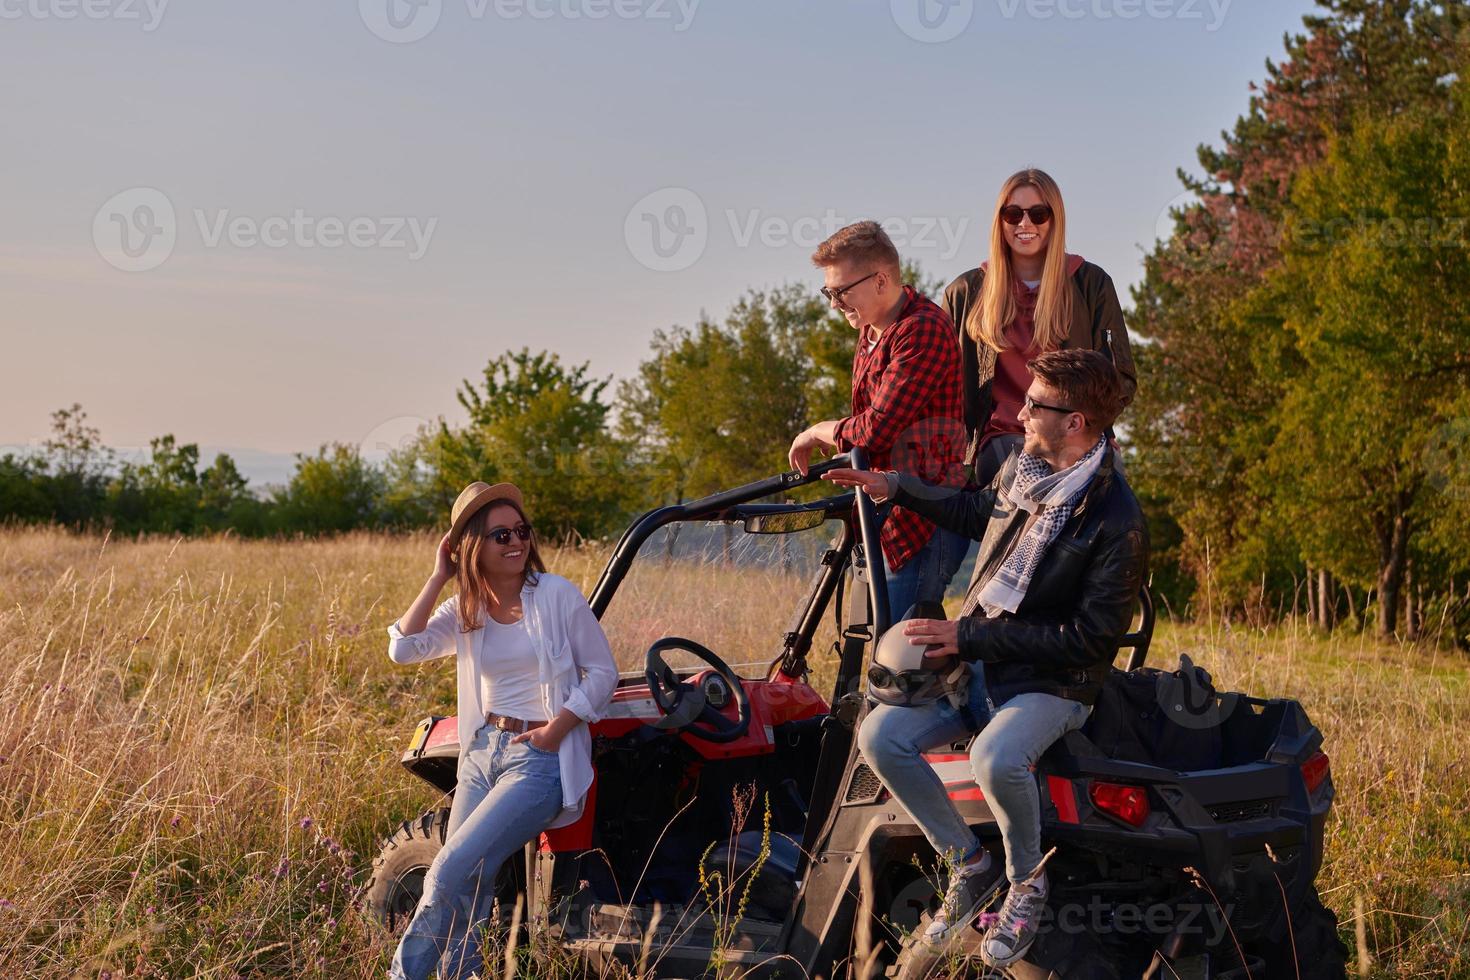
[{"xmin": 386, "ymin": 481, "xmax": 618, "ymax": 980}]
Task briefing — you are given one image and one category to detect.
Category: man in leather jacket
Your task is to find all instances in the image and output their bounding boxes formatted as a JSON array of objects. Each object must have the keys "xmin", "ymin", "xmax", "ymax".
[{"xmin": 824, "ymin": 349, "xmax": 1148, "ymax": 966}]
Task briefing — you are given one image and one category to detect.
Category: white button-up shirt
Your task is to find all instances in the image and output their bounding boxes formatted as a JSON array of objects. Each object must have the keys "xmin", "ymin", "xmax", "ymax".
[{"xmin": 387, "ymin": 572, "xmax": 618, "ymax": 828}]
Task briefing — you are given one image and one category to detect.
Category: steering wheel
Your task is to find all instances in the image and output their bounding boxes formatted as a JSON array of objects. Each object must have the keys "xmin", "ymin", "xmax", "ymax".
[{"xmin": 643, "ymin": 637, "xmax": 752, "ymax": 743}]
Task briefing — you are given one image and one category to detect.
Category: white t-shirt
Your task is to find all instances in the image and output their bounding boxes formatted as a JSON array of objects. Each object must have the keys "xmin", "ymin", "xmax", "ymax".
[
  {"xmin": 477, "ymin": 616, "xmax": 548, "ymax": 721},
  {"xmin": 1021, "ymin": 278, "xmax": 1042, "ymax": 291}
]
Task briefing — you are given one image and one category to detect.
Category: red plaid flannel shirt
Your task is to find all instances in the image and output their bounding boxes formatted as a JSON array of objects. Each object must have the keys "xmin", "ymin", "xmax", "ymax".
[{"xmin": 832, "ymin": 286, "xmax": 966, "ymax": 570}]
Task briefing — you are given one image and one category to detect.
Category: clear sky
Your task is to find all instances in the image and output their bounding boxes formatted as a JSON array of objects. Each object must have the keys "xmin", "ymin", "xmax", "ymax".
[{"xmin": 1, "ymin": 0, "xmax": 1320, "ymax": 471}]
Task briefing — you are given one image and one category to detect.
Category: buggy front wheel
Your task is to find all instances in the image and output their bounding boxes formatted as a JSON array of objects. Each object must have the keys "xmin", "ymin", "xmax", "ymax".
[{"xmin": 365, "ymin": 807, "xmax": 452, "ymax": 930}]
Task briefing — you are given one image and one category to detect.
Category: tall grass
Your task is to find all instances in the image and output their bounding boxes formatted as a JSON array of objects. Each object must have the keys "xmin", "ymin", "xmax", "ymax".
[{"xmin": 0, "ymin": 526, "xmax": 1465, "ymax": 977}]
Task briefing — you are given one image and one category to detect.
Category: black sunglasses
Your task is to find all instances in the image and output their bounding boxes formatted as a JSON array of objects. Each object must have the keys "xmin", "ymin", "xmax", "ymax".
[
  {"xmin": 867, "ymin": 664, "xmax": 932, "ymax": 694},
  {"xmin": 1024, "ymin": 395, "xmax": 1075, "ymax": 416},
  {"xmin": 1000, "ymin": 205, "xmax": 1053, "ymax": 226},
  {"xmin": 487, "ymin": 523, "xmax": 533, "ymax": 546},
  {"xmin": 820, "ymin": 271, "xmax": 878, "ymax": 306}
]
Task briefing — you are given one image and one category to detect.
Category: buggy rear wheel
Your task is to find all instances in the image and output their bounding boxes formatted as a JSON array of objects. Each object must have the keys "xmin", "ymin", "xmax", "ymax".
[
  {"xmin": 365, "ymin": 807, "xmax": 451, "ymax": 929},
  {"xmin": 1246, "ymin": 886, "xmax": 1349, "ymax": 980}
]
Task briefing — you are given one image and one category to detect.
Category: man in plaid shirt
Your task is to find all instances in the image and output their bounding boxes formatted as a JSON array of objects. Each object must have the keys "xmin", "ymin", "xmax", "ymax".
[{"xmin": 788, "ymin": 221, "xmax": 968, "ymax": 619}]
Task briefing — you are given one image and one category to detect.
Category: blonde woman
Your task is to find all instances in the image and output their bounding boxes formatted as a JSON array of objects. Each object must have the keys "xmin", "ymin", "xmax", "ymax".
[
  {"xmin": 944, "ymin": 169, "xmax": 1136, "ymax": 486},
  {"xmin": 386, "ymin": 481, "xmax": 617, "ymax": 980}
]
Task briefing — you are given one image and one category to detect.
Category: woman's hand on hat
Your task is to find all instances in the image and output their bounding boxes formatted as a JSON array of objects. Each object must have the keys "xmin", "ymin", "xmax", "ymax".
[
  {"xmin": 901, "ymin": 618, "xmax": 958, "ymax": 659},
  {"xmin": 433, "ymin": 531, "xmax": 456, "ymax": 583}
]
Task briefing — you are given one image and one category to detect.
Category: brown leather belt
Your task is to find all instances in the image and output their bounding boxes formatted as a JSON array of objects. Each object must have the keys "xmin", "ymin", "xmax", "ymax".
[{"xmin": 485, "ymin": 710, "xmax": 547, "ymax": 735}]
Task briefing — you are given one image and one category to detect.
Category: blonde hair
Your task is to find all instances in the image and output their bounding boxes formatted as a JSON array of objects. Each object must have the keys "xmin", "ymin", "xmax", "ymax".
[
  {"xmin": 453, "ymin": 499, "xmax": 546, "ymax": 633},
  {"xmin": 970, "ymin": 169, "xmax": 1075, "ymax": 354}
]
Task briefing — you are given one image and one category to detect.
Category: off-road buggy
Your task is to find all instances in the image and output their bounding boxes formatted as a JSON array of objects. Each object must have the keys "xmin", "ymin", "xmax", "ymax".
[{"xmin": 367, "ymin": 453, "xmax": 1346, "ymax": 979}]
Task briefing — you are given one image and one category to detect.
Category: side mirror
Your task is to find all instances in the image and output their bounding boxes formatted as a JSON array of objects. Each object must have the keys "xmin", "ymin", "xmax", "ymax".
[{"xmin": 742, "ymin": 511, "xmax": 827, "ymax": 535}]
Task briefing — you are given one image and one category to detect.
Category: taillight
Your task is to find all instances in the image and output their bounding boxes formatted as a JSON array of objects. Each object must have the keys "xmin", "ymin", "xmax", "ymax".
[
  {"xmin": 1090, "ymin": 781, "xmax": 1151, "ymax": 827},
  {"xmin": 1301, "ymin": 751, "xmax": 1330, "ymax": 795}
]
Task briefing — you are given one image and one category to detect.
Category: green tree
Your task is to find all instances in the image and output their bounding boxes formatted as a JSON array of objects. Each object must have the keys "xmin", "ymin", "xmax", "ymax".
[
  {"xmin": 198, "ymin": 453, "xmax": 264, "ymax": 533},
  {"xmin": 0, "ymin": 453, "xmax": 51, "ymax": 524},
  {"xmin": 1260, "ymin": 91, "xmax": 1470, "ymax": 637},
  {"xmin": 393, "ymin": 349, "xmax": 632, "ymax": 539},
  {"xmin": 40, "ymin": 403, "xmax": 112, "ymax": 526},
  {"xmin": 617, "ymin": 285, "xmax": 819, "ymax": 503},
  {"xmin": 270, "ymin": 444, "xmax": 385, "ymax": 534},
  {"xmin": 1127, "ymin": 0, "xmax": 1470, "ymax": 616}
]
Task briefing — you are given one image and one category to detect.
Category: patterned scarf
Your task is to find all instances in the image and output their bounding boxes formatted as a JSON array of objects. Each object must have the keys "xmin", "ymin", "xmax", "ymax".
[{"xmin": 962, "ymin": 436, "xmax": 1108, "ymax": 619}]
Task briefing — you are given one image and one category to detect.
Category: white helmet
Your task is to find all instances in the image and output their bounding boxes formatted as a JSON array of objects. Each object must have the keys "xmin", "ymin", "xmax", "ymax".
[{"xmin": 867, "ymin": 624, "xmax": 970, "ymax": 708}]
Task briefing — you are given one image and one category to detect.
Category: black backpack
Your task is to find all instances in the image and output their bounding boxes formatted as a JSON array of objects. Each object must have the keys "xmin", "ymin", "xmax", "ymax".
[{"xmin": 1085, "ymin": 654, "xmax": 1238, "ymax": 771}]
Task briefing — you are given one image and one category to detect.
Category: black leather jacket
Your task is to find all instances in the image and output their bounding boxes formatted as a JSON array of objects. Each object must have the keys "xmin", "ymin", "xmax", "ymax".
[{"xmin": 891, "ymin": 445, "xmax": 1149, "ymax": 706}]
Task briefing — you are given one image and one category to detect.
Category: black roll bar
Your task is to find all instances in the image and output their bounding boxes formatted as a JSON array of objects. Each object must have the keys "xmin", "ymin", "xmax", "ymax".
[
  {"xmin": 588, "ymin": 454, "xmax": 863, "ymax": 618},
  {"xmin": 847, "ymin": 447, "xmax": 890, "ymax": 638},
  {"xmin": 1120, "ymin": 586, "xmax": 1156, "ymax": 671}
]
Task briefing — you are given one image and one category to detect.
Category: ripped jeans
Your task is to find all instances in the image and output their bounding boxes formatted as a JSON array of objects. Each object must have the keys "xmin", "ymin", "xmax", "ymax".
[{"xmin": 389, "ymin": 723, "xmax": 563, "ymax": 980}]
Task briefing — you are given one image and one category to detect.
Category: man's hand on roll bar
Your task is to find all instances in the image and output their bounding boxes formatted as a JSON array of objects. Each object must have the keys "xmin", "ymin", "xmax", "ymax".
[{"xmin": 822, "ymin": 467, "xmax": 891, "ymax": 503}]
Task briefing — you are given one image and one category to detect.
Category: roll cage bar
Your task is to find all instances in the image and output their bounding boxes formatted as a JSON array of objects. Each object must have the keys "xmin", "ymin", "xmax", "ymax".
[
  {"xmin": 587, "ymin": 449, "xmax": 892, "ymax": 673},
  {"xmin": 585, "ymin": 446, "xmax": 1152, "ymax": 674}
]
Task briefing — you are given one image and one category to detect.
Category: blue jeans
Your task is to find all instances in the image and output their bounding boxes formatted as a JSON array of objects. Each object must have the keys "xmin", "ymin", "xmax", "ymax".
[
  {"xmin": 885, "ymin": 524, "xmax": 970, "ymax": 622},
  {"xmin": 857, "ymin": 666, "xmax": 992, "ymax": 866},
  {"xmin": 859, "ymin": 678, "xmax": 1091, "ymax": 883},
  {"xmin": 390, "ymin": 724, "xmax": 564, "ymax": 980}
]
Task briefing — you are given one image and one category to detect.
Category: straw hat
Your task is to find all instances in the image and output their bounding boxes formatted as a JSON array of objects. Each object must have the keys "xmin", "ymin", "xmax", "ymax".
[{"xmin": 448, "ymin": 481, "xmax": 526, "ymax": 547}]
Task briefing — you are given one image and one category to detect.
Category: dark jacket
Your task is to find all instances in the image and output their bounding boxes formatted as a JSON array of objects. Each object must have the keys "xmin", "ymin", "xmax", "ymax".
[
  {"xmin": 892, "ymin": 446, "xmax": 1148, "ymax": 706},
  {"xmin": 943, "ymin": 262, "xmax": 1137, "ymax": 470}
]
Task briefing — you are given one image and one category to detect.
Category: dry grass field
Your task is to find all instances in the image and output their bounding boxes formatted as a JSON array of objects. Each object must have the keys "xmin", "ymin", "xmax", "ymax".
[{"xmin": 1, "ymin": 526, "xmax": 1466, "ymax": 977}]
